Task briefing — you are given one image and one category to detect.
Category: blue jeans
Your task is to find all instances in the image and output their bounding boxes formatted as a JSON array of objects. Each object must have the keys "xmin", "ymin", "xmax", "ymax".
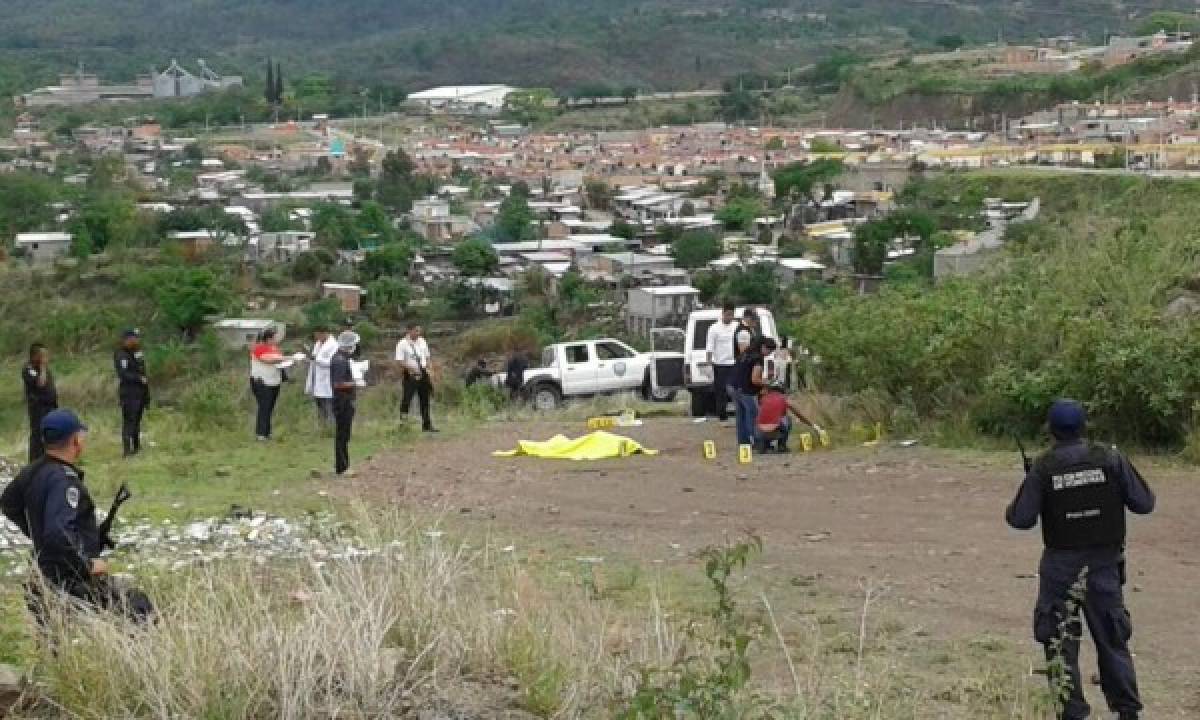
[
  {"xmin": 756, "ymin": 416, "xmax": 791, "ymax": 450},
  {"xmin": 733, "ymin": 389, "xmax": 759, "ymax": 445}
]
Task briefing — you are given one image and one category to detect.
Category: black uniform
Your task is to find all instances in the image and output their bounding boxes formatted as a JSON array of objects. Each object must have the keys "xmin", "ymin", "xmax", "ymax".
[
  {"xmin": 1007, "ymin": 440, "xmax": 1155, "ymax": 720},
  {"xmin": 330, "ymin": 352, "xmax": 356, "ymax": 475},
  {"xmin": 22, "ymin": 363, "xmax": 58, "ymax": 462},
  {"xmin": 0, "ymin": 457, "xmax": 152, "ymax": 623},
  {"xmin": 114, "ymin": 347, "xmax": 148, "ymax": 456}
]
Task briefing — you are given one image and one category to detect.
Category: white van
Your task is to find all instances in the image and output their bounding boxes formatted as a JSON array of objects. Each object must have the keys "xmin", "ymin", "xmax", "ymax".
[{"xmin": 650, "ymin": 306, "xmax": 788, "ymax": 417}]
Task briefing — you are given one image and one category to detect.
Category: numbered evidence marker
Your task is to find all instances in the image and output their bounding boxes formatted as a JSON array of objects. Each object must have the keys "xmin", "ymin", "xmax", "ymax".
[
  {"xmin": 800, "ymin": 433, "xmax": 814, "ymax": 452},
  {"xmin": 587, "ymin": 416, "xmax": 616, "ymax": 430},
  {"xmin": 738, "ymin": 444, "xmax": 753, "ymax": 464},
  {"xmin": 702, "ymin": 440, "xmax": 717, "ymax": 460},
  {"xmin": 817, "ymin": 428, "xmax": 831, "ymax": 448}
]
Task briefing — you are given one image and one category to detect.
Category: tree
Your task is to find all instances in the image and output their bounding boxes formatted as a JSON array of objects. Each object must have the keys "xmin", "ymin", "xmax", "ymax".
[
  {"xmin": 503, "ymin": 88, "xmax": 556, "ymax": 125},
  {"xmin": 356, "ymin": 201, "xmax": 396, "ymax": 245},
  {"xmin": 261, "ymin": 205, "xmax": 303, "ymax": 233},
  {"xmin": 496, "ymin": 192, "xmax": 536, "ymax": 242},
  {"xmin": 291, "ymin": 251, "xmax": 325, "ymax": 281},
  {"xmin": 71, "ymin": 192, "xmax": 140, "ymax": 252},
  {"xmin": 312, "ymin": 203, "xmax": 359, "ymax": 250},
  {"xmin": 718, "ymin": 89, "xmax": 761, "ymax": 122},
  {"xmin": 716, "ymin": 197, "xmax": 762, "ymax": 233},
  {"xmin": 358, "ymin": 241, "xmax": 412, "ymax": 281},
  {"xmin": 670, "ymin": 230, "xmax": 723, "ymax": 269},
  {"xmin": 679, "ymin": 200, "xmax": 696, "ymax": 217},
  {"xmin": 1136, "ymin": 11, "xmax": 1200, "ymax": 36},
  {"xmin": 609, "ymin": 219, "xmax": 638, "ymax": 240},
  {"xmin": 723, "ymin": 263, "xmax": 780, "ymax": 305},
  {"xmin": 773, "ymin": 158, "xmax": 844, "ymax": 204},
  {"xmin": 125, "ymin": 267, "xmax": 232, "ymax": 337},
  {"xmin": 274, "ymin": 61, "xmax": 284, "ymax": 104},
  {"xmin": 265, "ymin": 59, "xmax": 276, "ymax": 105},
  {"xmin": 366, "ymin": 277, "xmax": 411, "ymax": 316},
  {"xmin": 0, "ymin": 172, "xmax": 58, "ymax": 241},
  {"xmin": 585, "ymin": 180, "xmax": 612, "ymax": 210},
  {"xmin": 452, "ymin": 237, "xmax": 499, "ymax": 276},
  {"xmin": 377, "ymin": 149, "xmax": 423, "ymax": 211},
  {"xmin": 851, "ymin": 220, "xmax": 892, "ymax": 276},
  {"xmin": 621, "ymin": 85, "xmax": 638, "ymax": 104},
  {"xmin": 935, "ymin": 34, "xmax": 965, "ymax": 51}
]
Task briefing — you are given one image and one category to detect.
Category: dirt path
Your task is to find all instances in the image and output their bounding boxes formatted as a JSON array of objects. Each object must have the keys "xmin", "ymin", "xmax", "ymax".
[{"xmin": 349, "ymin": 418, "xmax": 1200, "ymax": 717}]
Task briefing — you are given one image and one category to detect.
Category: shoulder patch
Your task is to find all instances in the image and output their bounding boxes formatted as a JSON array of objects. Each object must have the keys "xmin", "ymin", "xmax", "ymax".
[
  {"xmin": 65, "ymin": 486, "xmax": 80, "ymax": 509},
  {"xmin": 26, "ymin": 367, "xmax": 37, "ymax": 377},
  {"xmin": 121, "ymin": 358, "xmax": 129, "ymax": 369}
]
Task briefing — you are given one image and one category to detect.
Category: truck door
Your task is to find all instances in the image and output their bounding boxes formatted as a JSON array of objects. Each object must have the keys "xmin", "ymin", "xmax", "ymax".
[
  {"xmin": 650, "ymin": 327, "xmax": 686, "ymax": 394},
  {"xmin": 595, "ymin": 340, "xmax": 640, "ymax": 391},
  {"xmin": 560, "ymin": 342, "xmax": 596, "ymax": 395}
]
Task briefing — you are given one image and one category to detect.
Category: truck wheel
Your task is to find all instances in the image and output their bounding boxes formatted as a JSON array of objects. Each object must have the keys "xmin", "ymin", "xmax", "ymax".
[
  {"xmin": 531, "ymin": 383, "xmax": 562, "ymax": 411},
  {"xmin": 689, "ymin": 389, "xmax": 709, "ymax": 418}
]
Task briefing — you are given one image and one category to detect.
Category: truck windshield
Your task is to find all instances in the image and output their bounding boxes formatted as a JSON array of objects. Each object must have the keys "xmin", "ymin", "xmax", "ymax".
[{"xmin": 692, "ymin": 320, "xmax": 715, "ymax": 350}]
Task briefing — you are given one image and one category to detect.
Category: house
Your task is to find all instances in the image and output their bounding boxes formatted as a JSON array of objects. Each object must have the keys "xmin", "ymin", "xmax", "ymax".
[
  {"xmin": 322, "ymin": 283, "xmax": 366, "ymax": 313},
  {"xmin": 257, "ymin": 231, "xmax": 314, "ymax": 263},
  {"xmin": 15, "ymin": 232, "xmax": 73, "ymax": 263},
  {"xmin": 407, "ymin": 85, "xmax": 519, "ymax": 112},
  {"xmin": 626, "ymin": 286, "xmax": 701, "ymax": 335},
  {"xmin": 587, "ymin": 252, "xmax": 677, "ymax": 279},
  {"xmin": 212, "ymin": 319, "xmax": 285, "ymax": 349},
  {"xmin": 410, "ymin": 196, "xmax": 477, "ymax": 243}
]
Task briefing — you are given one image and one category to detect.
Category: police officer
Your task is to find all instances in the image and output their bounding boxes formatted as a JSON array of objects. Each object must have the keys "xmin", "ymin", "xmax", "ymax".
[
  {"xmin": 22, "ymin": 342, "xmax": 58, "ymax": 462},
  {"xmin": 330, "ymin": 331, "xmax": 360, "ymax": 476},
  {"xmin": 0, "ymin": 410, "xmax": 153, "ymax": 623},
  {"xmin": 1006, "ymin": 399, "xmax": 1154, "ymax": 720},
  {"xmin": 114, "ymin": 329, "xmax": 149, "ymax": 457}
]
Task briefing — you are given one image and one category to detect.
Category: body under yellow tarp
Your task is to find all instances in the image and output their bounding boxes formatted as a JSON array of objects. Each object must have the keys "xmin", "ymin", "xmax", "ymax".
[{"xmin": 492, "ymin": 431, "xmax": 658, "ymax": 460}]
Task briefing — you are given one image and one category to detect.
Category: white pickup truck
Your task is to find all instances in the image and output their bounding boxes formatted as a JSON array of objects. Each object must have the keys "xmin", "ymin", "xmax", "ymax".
[{"xmin": 522, "ymin": 338, "xmax": 682, "ymax": 410}]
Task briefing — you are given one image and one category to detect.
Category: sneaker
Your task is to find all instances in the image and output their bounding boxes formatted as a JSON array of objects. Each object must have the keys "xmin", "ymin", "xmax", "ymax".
[{"xmin": 255, "ymin": 435, "xmax": 270, "ymax": 442}]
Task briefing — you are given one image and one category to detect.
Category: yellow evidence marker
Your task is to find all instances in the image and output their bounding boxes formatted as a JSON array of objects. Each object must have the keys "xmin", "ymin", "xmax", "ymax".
[
  {"xmin": 703, "ymin": 440, "xmax": 717, "ymax": 460},
  {"xmin": 587, "ymin": 416, "xmax": 617, "ymax": 430},
  {"xmin": 800, "ymin": 433, "xmax": 814, "ymax": 452},
  {"xmin": 817, "ymin": 427, "xmax": 831, "ymax": 448},
  {"xmin": 738, "ymin": 444, "xmax": 753, "ymax": 464}
]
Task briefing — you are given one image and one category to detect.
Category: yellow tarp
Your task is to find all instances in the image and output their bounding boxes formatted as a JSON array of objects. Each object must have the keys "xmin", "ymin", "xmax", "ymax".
[{"xmin": 492, "ymin": 431, "xmax": 658, "ymax": 460}]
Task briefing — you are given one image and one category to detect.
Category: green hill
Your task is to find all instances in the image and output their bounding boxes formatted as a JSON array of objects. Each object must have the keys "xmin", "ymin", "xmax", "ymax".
[{"xmin": 1, "ymin": 0, "xmax": 1198, "ymax": 98}]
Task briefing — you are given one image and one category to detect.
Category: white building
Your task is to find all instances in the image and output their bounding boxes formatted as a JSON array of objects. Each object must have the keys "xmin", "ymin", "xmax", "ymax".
[
  {"xmin": 626, "ymin": 286, "xmax": 701, "ymax": 335},
  {"xmin": 15, "ymin": 232, "xmax": 73, "ymax": 263},
  {"xmin": 408, "ymin": 85, "xmax": 518, "ymax": 111}
]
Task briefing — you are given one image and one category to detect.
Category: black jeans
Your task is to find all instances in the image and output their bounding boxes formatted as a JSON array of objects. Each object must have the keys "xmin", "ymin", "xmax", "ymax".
[
  {"xmin": 28, "ymin": 575, "xmax": 155, "ymax": 626},
  {"xmin": 712, "ymin": 365, "xmax": 734, "ymax": 421},
  {"xmin": 314, "ymin": 397, "xmax": 334, "ymax": 426},
  {"xmin": 401, "ymin": 373, "xmax": 434, "ymax": 430},
  {"xmin": 118, "ymin": 388, "xmax": 147, "ymax": 456},
  {"xmin": 1034, "ymin": 550, "xmax": 1141, "ymax": 719},
  {"xmin": 251, "ymin": 380, "xmax": 280, "ymax": 438},
  {"xmin": 333, "ymin": 394, "xmax": 355, "ymax": 474},
  {"xmin": 27, "ymin": 404, "xmax": 54, "ymax": 462}
]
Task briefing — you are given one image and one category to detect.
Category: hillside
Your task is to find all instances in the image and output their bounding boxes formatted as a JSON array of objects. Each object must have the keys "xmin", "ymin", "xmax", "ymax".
[{"xmin": 1, "ymin": 0, "xmax": 1198, "ymax": 98}]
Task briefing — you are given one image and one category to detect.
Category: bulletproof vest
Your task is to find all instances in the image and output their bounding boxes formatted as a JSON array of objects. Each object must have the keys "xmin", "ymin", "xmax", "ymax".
[{"xmin": 1034, "ymin": 443, "xmax": 1125, "ymax": 550}]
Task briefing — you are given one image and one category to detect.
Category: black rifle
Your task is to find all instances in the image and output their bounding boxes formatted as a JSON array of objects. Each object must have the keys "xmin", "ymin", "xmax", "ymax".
[
  {"xmin": 1015, "ymin": 436, "xmax": 1032, "ymax": 474},
  {"xmin": 98, "ymin": 483, "xmax": 132, "ymax": 550}
]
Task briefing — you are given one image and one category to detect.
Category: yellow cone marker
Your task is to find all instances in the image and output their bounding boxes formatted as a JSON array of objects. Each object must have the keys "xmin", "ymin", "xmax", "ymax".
[
  {"xmin": 817, "ymin": 428, "xmax": 831, "ymax": 447},
  {"xmin": 702, "ymin": 440, "xmax": 717, "ymax": 460},
  {"xmin": 800, "ymin": 433, "xmax": 813, "ymax": 452},
  {"xmin": 738, "ymin": 444, "xmax": 753, "ymax": 464},
  {"xmin": 587, "ymin": 416, "xmax": 616, "ymax": 430}
]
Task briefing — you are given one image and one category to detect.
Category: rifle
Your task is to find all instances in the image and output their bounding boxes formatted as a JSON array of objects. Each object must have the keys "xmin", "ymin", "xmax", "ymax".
[
  {"xmin": 98, "ymin": 483, "xmax": 132, "ymax": 550},
  {"xmin": 1015, "ymin": 436, "xmax": 1032, "ymax": 474}
]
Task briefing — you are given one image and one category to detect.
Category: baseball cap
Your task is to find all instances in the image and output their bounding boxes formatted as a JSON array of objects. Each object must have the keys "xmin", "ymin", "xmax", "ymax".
[
  {"xmin": 1048, "ymin": 399, "xmax": 1086, "ymax": 441},
  {"xmin": 122, "ymin": 328, "xmax": 141, "ymax": 339},
  {"xmin": 41, "ymin": 409, "xmax": 88, "ymax": 444}
]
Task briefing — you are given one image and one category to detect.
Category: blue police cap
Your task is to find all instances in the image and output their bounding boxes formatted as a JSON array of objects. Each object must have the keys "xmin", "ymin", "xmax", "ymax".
[
  {"xmin": 1048, "ymin": 399, "xmax": 1086, "ymax": 440},
  {"xmin": 122, "ymin": 328, "xmax": 141, "ymax": 339},
  {"xmin": 41, "ymin": 409, "xmax": 88, "ymax": 444}
]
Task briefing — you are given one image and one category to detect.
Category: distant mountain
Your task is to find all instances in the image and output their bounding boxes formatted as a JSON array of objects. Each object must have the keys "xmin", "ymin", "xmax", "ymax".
[{"xmin": 0, "ymin": 1, "xmax": 1195, "ymax": 95}]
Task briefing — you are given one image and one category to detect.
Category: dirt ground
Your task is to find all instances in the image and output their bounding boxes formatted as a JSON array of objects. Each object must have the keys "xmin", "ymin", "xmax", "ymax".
[{"xmin": 348, "ymin": 418, "xmax": 1200, "ymax": 717}]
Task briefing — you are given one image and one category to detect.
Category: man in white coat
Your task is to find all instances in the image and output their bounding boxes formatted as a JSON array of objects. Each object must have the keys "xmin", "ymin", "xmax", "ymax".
[{"xmin": 305, "ymin": 326, "xmax": 339, "ymax": 426}]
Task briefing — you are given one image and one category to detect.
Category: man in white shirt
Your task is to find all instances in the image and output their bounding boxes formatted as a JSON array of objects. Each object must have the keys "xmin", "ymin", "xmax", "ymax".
[
  {"xmin": 704, "ymin": 302, "xmax": 739, "ymax": 424},
  {"xmin": 305, "ymin": 327, "xmax": 339, "ymax": 426},
  {"xmin": 395, "ymin": 322, "xmax": 436, "ymax": 432}
]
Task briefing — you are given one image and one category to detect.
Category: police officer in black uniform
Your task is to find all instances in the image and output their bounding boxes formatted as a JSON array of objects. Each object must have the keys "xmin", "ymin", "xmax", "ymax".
[
  {"xmin": 114, "ymin": 329, "xmax": 149, "ymax": 457},
  {"xmin": 0, "ymin": 410, "xmax": 153, "ymax": 624},
  {"xmin": 1006, "ymin": 399, "xmax": 1154, "ymax": 720},
  {"xmin": 22, "ymin": 342, "xmax": 58, "ymax": 462}
]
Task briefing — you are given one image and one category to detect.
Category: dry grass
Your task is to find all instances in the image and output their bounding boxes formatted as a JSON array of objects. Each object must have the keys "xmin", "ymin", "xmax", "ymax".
[{"xmin": 7, "ymin": 511, "xmax": 1048, "ymax": 720}]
